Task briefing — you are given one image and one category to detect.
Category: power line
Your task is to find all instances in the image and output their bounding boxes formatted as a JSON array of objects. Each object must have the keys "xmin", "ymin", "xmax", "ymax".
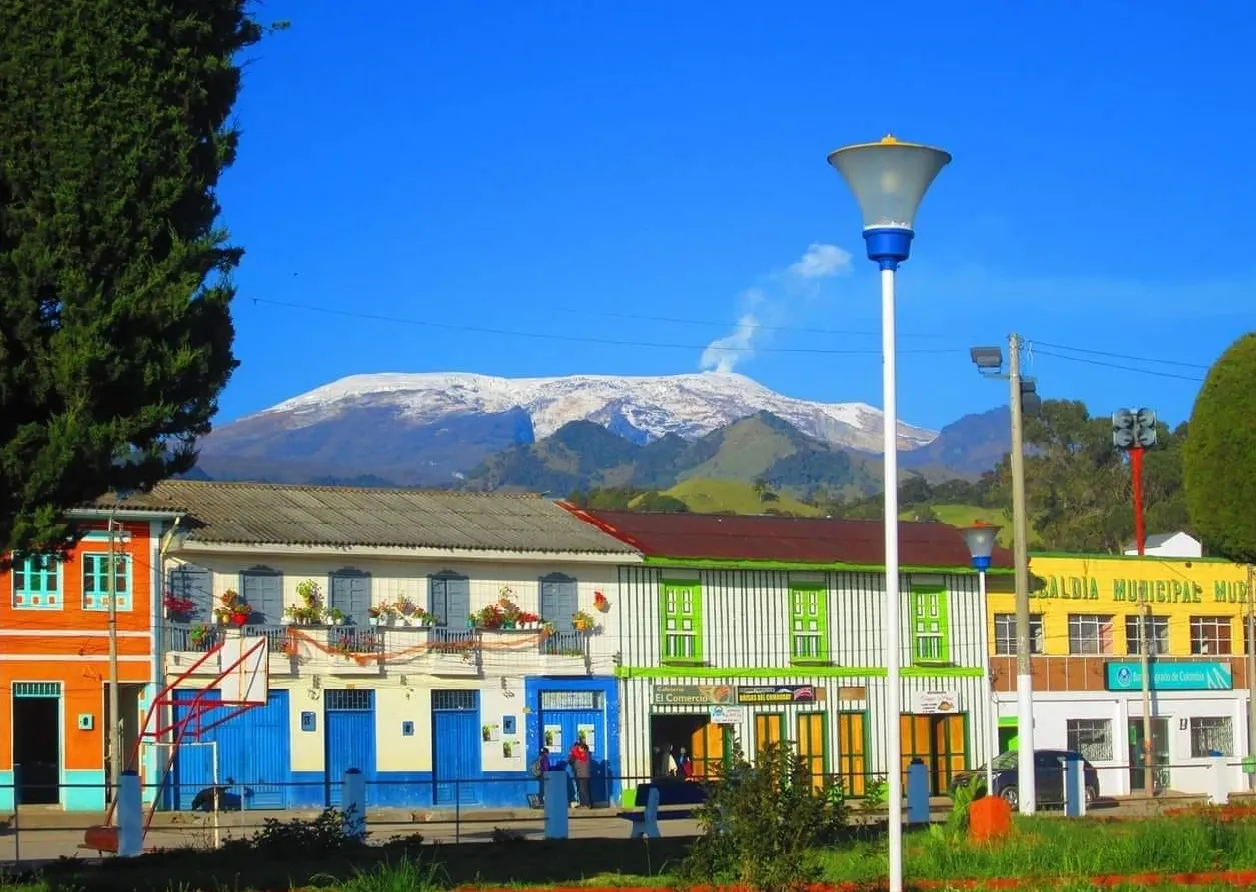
[
  {"xmin": 248, "ymin": 297, "xmax": 963, "ymax": 357},
  {"xmin": 1031, "ymin": 340, "xmax": 1211, "ymax": 371},
  {"xmin": 1031, "ymin": 349, "xmax": 1206, "ymax": 384}
]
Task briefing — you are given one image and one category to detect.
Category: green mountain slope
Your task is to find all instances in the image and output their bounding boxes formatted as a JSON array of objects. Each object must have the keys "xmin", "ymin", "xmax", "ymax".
[{"xmin": 656, "ymin": 478, "xmax": 825, "ymax": 516}]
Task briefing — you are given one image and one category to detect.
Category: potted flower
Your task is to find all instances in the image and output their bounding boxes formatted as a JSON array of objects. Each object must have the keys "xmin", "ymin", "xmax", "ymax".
[
  {"xmin": 327, "ymin": 607, "xmax": 345, "ymax": 627},
  {"xmin": 518, "ymin": 610, "xmax": 540, "ymax": 631},
  {"xmin": 163, "ymin": 592, "xmax": 196, "ymax": 619},
  {"xmin": 391, "ymin": 597, "xmax": 415, "ymax": 626},
  {"xmin": 188, "ymin": 624, "xmax": 212, "ymax": 649},
  {"xmin": 412, "ymin": 606, "xmax": 435, "ymax": 627},
  {"xmin": 571, "ymin": 609, "xmax": 596, "ymax": 633},
  {"xmin": 476, "ymin": 602, "xmax": 505, "ymax": 631},
  {"xmin": 593, "ymin": 591, "xmax": 611, "ymax": 613},
  {"xmin": 540, "ymin": 621, "xmax": 556, "ymax": 640},
  {"xmin": 212, "ymin": 590, "xmax": 252, "ymax": 626},
  {"xmin": 368, "ymin": 605, "xmax": 382, "ymax": 626},
  {"xmin": 284, "ymin": 602, "xmax": 322, "ymax": 625}
]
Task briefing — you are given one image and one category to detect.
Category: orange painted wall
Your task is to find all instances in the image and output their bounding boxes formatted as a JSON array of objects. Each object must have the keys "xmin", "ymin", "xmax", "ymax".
[{"xmin": 0, "ymin": 520, "xmax": 157, "ymax": 772}]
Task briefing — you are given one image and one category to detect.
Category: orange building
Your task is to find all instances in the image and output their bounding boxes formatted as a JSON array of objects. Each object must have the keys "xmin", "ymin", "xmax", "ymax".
[{"xmin": 0, "ymin": 506, "xmax": 179, "ymax": 811}]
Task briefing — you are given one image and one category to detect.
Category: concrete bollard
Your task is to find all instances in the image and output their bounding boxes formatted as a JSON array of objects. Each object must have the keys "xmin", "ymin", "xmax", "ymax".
[
  {"xmin": 1210, "ymin": 754, "xmax": 1230, "ymax": 806},
  {"xmin": 1063, "ymin": 754, "xmax": 1086, "ymax": 818},
  {"xmin": 342, "ymin": 768, "xmax": 367, "ymax": 840},
  {"xmin": 906, "ymin": 759, "xmax": 930, "ymax": 825},
  {"xmin": 117, "ymin": 770, "xmax": 143, "ymax": 857},
  {"xmin": 543, "ymin": 770, "xmax": 569, "ymax": 839}
]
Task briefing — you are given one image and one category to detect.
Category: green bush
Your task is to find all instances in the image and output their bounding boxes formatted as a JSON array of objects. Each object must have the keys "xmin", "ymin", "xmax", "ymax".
[
  {"xmin": 1184, "ymin": 332, "xmax": 1256, "ymax": 562},
  {"xmin": 679, "ymin": 739, "xmax": 848, "ymax": 892}
]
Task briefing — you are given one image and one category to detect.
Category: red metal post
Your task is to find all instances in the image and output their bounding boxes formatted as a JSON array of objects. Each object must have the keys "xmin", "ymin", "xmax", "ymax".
[{"xmin": 1130, "ymin": 445, "xmax": 1147, "ymax": 556}]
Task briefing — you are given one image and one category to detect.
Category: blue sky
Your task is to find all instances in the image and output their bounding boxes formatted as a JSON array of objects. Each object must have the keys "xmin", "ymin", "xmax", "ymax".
[{"xmin": 215, "ymin": 0, "xmax": 1255, "ymax": 432}]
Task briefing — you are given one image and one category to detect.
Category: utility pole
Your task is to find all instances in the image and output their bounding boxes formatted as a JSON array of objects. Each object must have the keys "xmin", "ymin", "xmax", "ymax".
[
  {"xmin": 1113, "ymin": 408, "xmax": 1157, "ymax": 797},
  {"xmin": 107, "ymin": 512, "xmax": 122, "ymax": 802},
  {"xmin": 1247, "ymin": 563, "xmax": 1255, "ymax": 791},
  {"xmin": 1008, "ymin": 332, "xmax": 1037, "ymax": 814}
]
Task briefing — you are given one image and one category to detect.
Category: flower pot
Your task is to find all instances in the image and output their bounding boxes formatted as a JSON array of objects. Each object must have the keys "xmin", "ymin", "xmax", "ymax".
[
  {"xmin": 368, "ymin": 616, "xmax": 380, "ymax": 626},
  {"xmin": 230, "ymin": 612, "xmax": 248, "ymax": 627},
  {"xmin": 280, "ymin": 616, "xmax": 292, "ymax": 625}
]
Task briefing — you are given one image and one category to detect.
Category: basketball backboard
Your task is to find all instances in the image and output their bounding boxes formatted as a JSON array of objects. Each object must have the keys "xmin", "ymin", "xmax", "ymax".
[{"xmin": 218, "ymin": 635, "xmax": 268, "ymax": 705}]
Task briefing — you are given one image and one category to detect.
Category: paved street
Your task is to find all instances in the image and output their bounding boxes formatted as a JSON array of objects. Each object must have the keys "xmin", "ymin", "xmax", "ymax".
[{"xmin": 0, "ymin": 792, "xmax": 1215, "ymax": 866}]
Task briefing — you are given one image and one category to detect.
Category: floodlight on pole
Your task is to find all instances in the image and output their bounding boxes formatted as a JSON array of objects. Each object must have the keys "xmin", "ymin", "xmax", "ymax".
[
  {"xmin": 960, "ymin": 523, "xmax": 1002, "ymax": 799},
  {"xmin": 828, "ymin": 134, "xmax": 950, "ymax": 892}
]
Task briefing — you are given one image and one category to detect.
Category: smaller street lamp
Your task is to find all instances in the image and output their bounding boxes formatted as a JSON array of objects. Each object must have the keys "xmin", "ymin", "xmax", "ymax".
[{"xmin": 961, "ymin": 522, "xmax": 1001, "ymax": 799}]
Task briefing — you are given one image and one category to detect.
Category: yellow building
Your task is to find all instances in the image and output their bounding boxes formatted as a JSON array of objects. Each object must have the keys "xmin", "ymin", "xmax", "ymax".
[{"xmin": 988, "ymin": 548, "xmax": 1253, "ymax": 798}]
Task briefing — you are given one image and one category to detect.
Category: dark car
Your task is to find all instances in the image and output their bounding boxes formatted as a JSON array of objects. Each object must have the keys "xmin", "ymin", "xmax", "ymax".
[{"xmin": 949, "ymin": 749, "xmax": 1099, "ymax": 809}]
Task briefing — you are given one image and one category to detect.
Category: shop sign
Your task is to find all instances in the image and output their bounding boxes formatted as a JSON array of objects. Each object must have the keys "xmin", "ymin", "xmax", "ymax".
[
  {"xmin": 1105, "ymin": 661, "xmax": 1233, "ymax": 692},
  {"xmin": 1030, "ymin": 575, "xmax": 1250, "ymax": 605},
  {"xmin": 912, "ymin": 690, "xmax": 960, "ymax": 714},
  {"xmin": 837, "ymin": 686, "xmax": 867, "ymax": 701},
  {"xmin": 652, "ymin": 684, "xmax": 735, "ymax": 706},
  {"xmin": 736, "ymin": 685, "xmax": 822, "ymax": 705},
  {"xmin": 710, "ymin": 705, "xmax": 747, "ymax": 724}
]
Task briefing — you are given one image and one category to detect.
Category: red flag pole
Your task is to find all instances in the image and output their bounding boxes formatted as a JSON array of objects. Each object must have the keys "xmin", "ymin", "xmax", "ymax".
[{"xmin": 1131, "ymin": 445, "xmax": 1147, "ymax": 556}]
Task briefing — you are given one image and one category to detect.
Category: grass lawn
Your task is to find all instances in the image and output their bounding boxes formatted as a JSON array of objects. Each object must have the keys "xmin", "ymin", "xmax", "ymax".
[
  {"xmin": 657, "ymin": 477, "xmax": 824, "ymax": 517},
  {"xmin": 7, "ymin": 813, "xmax": 1256, "ymax": 892}
]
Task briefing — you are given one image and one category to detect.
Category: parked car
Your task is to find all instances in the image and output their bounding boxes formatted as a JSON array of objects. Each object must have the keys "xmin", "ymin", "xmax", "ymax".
[{"xmin": 949, "ymin": 749, "xmax": 1099, "ymax": 809}]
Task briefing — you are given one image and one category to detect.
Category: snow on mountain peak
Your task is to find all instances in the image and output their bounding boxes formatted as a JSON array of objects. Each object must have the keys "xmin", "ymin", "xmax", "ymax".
[{"xmin": 255, "ymin": 370, "xmax": 937, "ymax": 452}]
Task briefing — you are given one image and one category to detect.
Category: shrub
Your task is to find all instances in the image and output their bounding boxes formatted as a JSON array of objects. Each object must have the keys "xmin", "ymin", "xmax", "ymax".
[
  {"xmin": 1184, "ymin": 332, "xmax": 1256, "ymax": 563},
  {"xmin": 679, "ymin": 739, "xmax": 848, "ymax": 892},
  {"xmin": 222, "ymin": 807, "xmax": 365, "ymax": 858}
]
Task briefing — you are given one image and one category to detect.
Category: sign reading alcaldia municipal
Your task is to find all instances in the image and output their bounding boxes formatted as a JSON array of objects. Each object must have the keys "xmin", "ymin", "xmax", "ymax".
[{"xmin": 1030, "ymin": 574, "xmax": 1250, "ymax": 605}]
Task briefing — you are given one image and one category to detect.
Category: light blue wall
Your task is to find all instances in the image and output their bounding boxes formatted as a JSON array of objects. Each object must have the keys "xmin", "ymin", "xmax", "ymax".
[
  {"xmin": 0, "ymin": 770, "xmax": 12, "ymax": 810},
  {"xmin": 63, "ymin": 770, "xmax": 106, "ymax": 811}
]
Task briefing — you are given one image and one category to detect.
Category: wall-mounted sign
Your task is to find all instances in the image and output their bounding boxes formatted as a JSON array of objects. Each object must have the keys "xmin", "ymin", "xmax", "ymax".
[
  {"xmin": 652, "ymin": 684, "xmax": 735, "ymax": 706},
  {"xmin": 1105, "ymin": 661, "xmax": 1233, "ymax": 691},
  {"xmin": 837, "ymin": 686, "xmax": 867, "ymax": 701},
  {"xmin": 710, "ymin": 705, "xmax": 747, "ymax": 724},
  {"xmin": 912, "ymin": 690, "xmax": 960, "ymax": 714},
  {"xmin": 736, "ymin": 685, "xmax": 822, "ymax": 705}
]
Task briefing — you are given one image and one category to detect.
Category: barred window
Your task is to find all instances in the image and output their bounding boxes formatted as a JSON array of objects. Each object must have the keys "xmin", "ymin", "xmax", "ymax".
[
  {"xmin": 1065, "ymin": 718, "xmax": 1113, "ymax": 761},
  {"xmin": 1124, "ymin": 614, "xmax": 1169, "ymax": 655},
  {"xmin": 1190, "ymin": 716, "xmax": 1234, "ymax": 758},
  {"xmin": 1068, "ymin": 614, "xmax": 1114, "ymax": 655},
  {"xmin": 1190, "ymin": 617, "xmax": 1232, "ymax": 655},
  {"xmin": 994, "ymin": 614, "xmax": 1044, "ymax": 655}
]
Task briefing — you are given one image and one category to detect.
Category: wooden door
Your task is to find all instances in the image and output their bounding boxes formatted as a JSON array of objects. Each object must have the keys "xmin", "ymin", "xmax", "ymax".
[
  {"xmin": 932, "ymin": 714, "xmax": 966, "ymax": 792},
  {"xmin": 690, "ymin": 721, "xmax": 725, "ymax": 779},
  {"xmin": 795, "ymin": 712, "xmax": 827, "ymax": 791},
  {"xmin": 837, "ymin": 712, "xmax": 866, "ymax": 797},
  {"xmin": 755, "ymin": 712, "xmax": 784, "ymax": 759}
]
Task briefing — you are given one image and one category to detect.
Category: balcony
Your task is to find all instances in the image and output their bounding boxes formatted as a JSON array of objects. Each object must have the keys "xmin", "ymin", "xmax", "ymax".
[
  {"xmin": 420, "ymin": 626, "xmax": 481, "ymax": 676},
  {"xmin": 539, "ymin": 629, "xmax": 589, "ymax": 674},
  {"xmin": 162, "ymin": 623, "xmax": 224, "ymax": 674}
]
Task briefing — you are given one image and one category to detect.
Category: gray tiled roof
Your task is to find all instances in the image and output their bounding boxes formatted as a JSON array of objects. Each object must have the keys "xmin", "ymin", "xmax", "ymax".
[{"xmin": 100, "ymin": 480, "xmax": 639, "ymax": 554}]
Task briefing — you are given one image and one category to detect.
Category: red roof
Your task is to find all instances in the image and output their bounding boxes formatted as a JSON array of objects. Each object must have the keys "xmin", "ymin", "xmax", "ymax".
[{"xmin": 564, "ymin": 507, "xmax": 1014, "ymax": 569}]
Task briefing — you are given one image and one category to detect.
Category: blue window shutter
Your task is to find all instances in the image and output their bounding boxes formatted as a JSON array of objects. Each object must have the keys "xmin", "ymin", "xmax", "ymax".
[
  {"xmin": 167, "ymin": 565, "xmax": 213, "ymax": 621},
  {"xmin": 429, "ymin": 576, "xmax": 448, "ymax": 625},
  {"xmin": 330, "ymin": 570, "xmax": 371, "ymax": 626},
  {"xmin": 241, "ymin": 567, "xmax": 283, "ymax": 625},
  {"xmin": 540, "ymin": 574, "xmax": 578, "ymax": 630},
  {"xmin": 446, "ymin": 577, "xmax": 470, "ymax": 627}
]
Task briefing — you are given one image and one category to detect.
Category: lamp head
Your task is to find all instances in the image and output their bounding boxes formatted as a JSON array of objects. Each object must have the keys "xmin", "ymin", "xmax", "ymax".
[
  {"xmin": 827, "ymin": 135, "xmax": 951, "ymax": 267},
  {"xmin": 960, "ymin": 522, "xmax": 1000, "ymax": 570},
  {"xmin": 970, "ymin": 346, "xmax": 1004, "ymax": 374}
]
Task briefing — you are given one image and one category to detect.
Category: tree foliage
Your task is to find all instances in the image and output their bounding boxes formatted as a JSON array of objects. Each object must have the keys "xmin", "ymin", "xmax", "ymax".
[
  {"xmin": 1184, "ymin": 333, "xmax": 1256, "ymax": 563},
  {"xmin": 0, "ymin": 0, "xmax": 266, "ymax": 551}
]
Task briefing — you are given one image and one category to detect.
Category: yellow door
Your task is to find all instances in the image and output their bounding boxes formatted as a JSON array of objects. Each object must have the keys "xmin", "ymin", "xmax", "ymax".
[
  {"xmin": 837, "ymin": 712, "xmax": 866, "ymax": 797},
  {"xmin": 933, "ymin": 714, "xmax": 966, "ymax": 792},
  {"xmin": 796, "ymin": 712, "xmax": 826, "ymax": 791},
  {"xmin": 900, "ymin": 714, "xmax": 932, "ymax": 791},
  {"xmin": 690, "ymin": 721, "xmax": 725, "ymax": 779},
  {"xmin": 755, "ymin": 712, "xmax": 784, "ymax": 758}
]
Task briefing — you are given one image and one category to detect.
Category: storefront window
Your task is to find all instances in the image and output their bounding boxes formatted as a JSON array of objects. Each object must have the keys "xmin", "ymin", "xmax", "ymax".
[
  {"xmin": 1190, "ymin": 716, "xmax": 1234, "ymax": 757},
  {"xmin": 1066, "ymin": 718, "xmax": 1113, "ymax": 761}
]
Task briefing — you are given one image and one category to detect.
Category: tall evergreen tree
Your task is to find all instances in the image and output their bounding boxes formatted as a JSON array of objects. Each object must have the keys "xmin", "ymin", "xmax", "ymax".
[{"xmin": 0, "ymin": 0, "xmax": 267, "ymax": 552}]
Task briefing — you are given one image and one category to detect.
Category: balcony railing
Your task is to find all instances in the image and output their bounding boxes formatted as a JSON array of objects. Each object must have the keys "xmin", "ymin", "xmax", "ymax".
[
  {"xmin": 327, "ymin": 626, "xmax": 385, "ymax": 656},
  {"xmin": 429, "ymin": 626, "xmax": 480, "ymax": 654},
  {"xmin": 541, "ymin": 629, "xmax": 587, "ymax": 657},
  {"xmin": 163, "ymin": 623, "xmax": 223, "ymax": 653}
]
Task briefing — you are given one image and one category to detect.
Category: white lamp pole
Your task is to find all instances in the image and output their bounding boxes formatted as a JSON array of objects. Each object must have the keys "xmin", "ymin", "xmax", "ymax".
[
  {"xmin": 828, "ymin": 135, "xmax": 950, "ymax": 892},
  {"xmin": 961, "ymin": 523, "xmax": 1002, "ymax": 799}
]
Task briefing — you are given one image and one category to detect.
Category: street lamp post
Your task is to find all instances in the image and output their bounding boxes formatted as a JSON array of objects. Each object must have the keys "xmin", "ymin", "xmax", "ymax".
[
  {"xmin": 961, "ymin": 523, "xmax": 1002, "ymax": 799},
  {"xmin": 828, "ymin": 134, "xmax": 950, "ymax": 892},
  {"xmin": 971, "ymin": 339, "xmax": 1040, "ymax": 814}
]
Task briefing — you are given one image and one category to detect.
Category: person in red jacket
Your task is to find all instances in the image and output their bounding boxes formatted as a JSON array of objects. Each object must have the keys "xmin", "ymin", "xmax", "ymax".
[{"xmin": 568, "ymin": 736, "xmax": 592, "ymax": 808}]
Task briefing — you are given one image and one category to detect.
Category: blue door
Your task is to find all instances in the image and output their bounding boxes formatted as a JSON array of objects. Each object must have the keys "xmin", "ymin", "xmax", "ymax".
[
  {"xmin": 325, "ymin": 689, "xmax": 376, "ymax": 807},
  {"xmin": 540, "ymin": 696, "xmax": 607, "ymax": 805},
  {"xmin": 431, "ymin": 690, "xmax": 480, "ymax": 805},
  {"xmin": 170, "ymin": 689, "xmax": 291, "ymax": 810}
]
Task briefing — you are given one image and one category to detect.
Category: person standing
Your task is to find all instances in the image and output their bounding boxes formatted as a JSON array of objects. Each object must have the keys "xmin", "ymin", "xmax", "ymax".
[
  {"xmin": 531, "ymin": 746, "xmax": 550, "ymax": 807},
  {"xmin": 568, "ymin": 736, "xmax": 592, "ymax": 808}
]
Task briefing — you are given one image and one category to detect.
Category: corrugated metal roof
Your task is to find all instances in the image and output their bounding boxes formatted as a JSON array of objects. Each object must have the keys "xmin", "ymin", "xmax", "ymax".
[
  {"xmin": 570, "ymin": 508, "xmax": 1014, "ymax": 569},
  {"xmin": 96, "ymin": 481, "xmax": 639, "ymax": 553}
]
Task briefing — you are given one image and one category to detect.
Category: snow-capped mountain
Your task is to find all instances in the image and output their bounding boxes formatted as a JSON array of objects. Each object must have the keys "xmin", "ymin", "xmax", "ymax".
[
  {"xmin": 253, "ymin": 371, "xmax": 937, "ymax": 452},
  {"xmin": 193, "ymin": 371, "xmax": 941, "ymax": 487}
]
